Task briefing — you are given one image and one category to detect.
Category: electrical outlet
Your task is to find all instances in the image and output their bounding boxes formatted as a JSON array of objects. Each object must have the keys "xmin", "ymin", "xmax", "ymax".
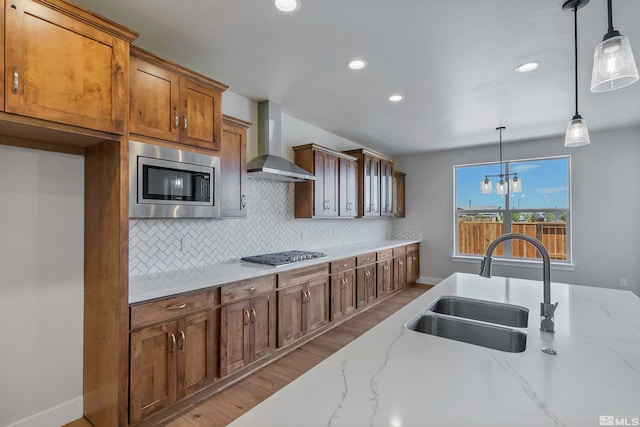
[{"xmin": 619, "ymin": 278, "xmax": 628, "ymax": 288}]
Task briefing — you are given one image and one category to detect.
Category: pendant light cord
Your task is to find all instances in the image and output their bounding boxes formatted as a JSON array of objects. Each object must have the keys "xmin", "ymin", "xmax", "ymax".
[
  {"xmin": 607, "ymin": 0, "xmax": 614, "ymax": 33},
  {"xmin": 574, "ymin": 5, "xmax": 579, "ymax": 117}
]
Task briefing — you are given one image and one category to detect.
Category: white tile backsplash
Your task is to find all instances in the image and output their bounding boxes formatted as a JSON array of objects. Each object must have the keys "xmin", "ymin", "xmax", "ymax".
[{"xmin": 129, "ymin": 178, "xmax": 393, "ymax": 275}]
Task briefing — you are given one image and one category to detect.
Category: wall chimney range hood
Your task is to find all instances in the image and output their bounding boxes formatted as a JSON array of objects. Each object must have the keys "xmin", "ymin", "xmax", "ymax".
[{"xmin": 247, "ymin": 100, "xmax": 316, "ymax": 182}]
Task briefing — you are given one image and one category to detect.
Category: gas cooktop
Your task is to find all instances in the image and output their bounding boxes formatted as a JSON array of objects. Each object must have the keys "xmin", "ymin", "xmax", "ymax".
[{"xmin": 241, "ymin": 250, "xmax": 327, "ymax": 266}]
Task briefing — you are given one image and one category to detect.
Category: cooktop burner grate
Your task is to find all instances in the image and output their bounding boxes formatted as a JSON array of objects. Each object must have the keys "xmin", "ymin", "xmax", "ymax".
[{"xmin": 241, "ymin": 250, "xmax": 327, "ymax": 266}]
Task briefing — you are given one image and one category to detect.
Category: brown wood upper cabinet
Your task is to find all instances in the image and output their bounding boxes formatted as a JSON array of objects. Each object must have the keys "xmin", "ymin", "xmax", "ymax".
[
  {"xmin": 293, "ymin": 144, "xmax": 358, "ymax": 218},
  {"xmin": 221, "ymin": 115, "xmax": 250, "ymax": 217},
  {"xmin": 129, "ymin": 288, "xmax": 219, "ymax": 423},
  {"xmin": 343, "ymin": 149, "xmax": 394, "ymax": 218},
  {"xmin": 220, "ymin": 275, "xmax": 276, "ymax": 377},
  {"xmin": 393, "ymin": 171, "xmax": 406, "ymax": 218},
  {"xmin": 277, "ymin": 263, "xmax": 330, "ymax": 347},
  {"xmin": 4, "ymin": 0, "xmax": 137, "ymax": 134},
  {"xmin": 130, "ymin": 46, "xmax": 227, "ymax": 150}
]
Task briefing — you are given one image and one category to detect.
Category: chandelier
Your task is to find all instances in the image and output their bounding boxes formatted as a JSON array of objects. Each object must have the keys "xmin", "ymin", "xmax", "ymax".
[{"xmin": 480, "ymin": 127, "xmax": 522, "ymax": 195}]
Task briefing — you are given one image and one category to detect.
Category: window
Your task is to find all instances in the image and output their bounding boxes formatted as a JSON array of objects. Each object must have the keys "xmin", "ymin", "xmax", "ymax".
[{"xmin": 454, "ymin": 156, "xmax": 570, "ymax": 263}]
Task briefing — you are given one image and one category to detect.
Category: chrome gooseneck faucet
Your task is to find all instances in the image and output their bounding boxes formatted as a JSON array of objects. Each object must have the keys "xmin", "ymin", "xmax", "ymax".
[{"xmin": 478, "ymin": 233, "xmax": 558, "ymax": 333}]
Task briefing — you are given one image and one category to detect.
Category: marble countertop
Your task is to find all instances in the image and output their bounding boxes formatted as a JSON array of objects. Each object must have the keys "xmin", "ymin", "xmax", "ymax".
[
  {"xmin": 229, "ymin": 272, "xmax": 640, "ymax": 427},
  {"xmin": 129, "ymin": 239, "xmax": 419, "ymax": 304}
]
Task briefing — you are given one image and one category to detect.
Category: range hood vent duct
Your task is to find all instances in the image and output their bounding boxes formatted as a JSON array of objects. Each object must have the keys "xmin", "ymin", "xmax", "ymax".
[{"xmin": 247, "ymin": 100, "xmax": 316, "ymax": 182}]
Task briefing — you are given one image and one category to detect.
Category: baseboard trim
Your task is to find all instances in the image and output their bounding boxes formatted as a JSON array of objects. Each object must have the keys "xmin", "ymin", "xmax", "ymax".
[
  {"xmin": 416, "ymin": 275, "xmax": 443, "ymax": 286},
  {"xmin": 7, "ymin": 396, "xmax": 82, "ymax": 427}
]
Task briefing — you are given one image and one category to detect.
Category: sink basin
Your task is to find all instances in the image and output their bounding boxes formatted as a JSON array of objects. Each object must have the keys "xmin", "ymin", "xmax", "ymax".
[
  {"xmin": 407, "ymin": 314, "xmax": 527, "ymax": 353},
  {"xmin": 428, "ymin": 296, "xmax": 529, "ymax": 328}
]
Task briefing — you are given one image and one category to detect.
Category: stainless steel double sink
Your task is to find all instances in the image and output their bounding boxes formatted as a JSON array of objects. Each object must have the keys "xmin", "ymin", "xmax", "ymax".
[{"xmin": 405, "ymin": 296, "xmax": 529, "ymax": 353}]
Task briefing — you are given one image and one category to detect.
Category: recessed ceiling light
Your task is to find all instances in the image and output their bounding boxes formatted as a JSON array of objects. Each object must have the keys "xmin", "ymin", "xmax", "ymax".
[
  {"xmin": 515, "ymin": 61, "xmax": 541, "ymax": 73},
  {"xmin": 346, "ymin": 59, "xmax": 367, "ymax": 70},
  {"xmin": 389, "ymin": 95, "xmax": 403, "ymax": 102},
  {"xmin": 274, "ymin": 0, "xmax": 300, "ymax": 13}
]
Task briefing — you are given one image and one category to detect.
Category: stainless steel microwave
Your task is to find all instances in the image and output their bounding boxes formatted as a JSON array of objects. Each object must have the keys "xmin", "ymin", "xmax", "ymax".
[{"xmin": 129, "ymin": 140, "xmax": 221, "ymax": 218}]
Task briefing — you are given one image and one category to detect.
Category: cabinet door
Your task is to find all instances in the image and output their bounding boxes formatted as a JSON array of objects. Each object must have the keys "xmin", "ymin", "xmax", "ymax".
[
  {"xmin": 342, "ymin": 269, "xmax": 357, "ymax": 316},
  {"xmin": 221, "ymin": 120, "xmax": 247, "ymax": 217},
  {"xmin": 1, "ymin": 1, "xmax": 4, "ymax": 112},
  {"xmin": 129, "ymin": 322, "xmax": 178, "ymax": 423},
  {"xmin": 130, "ymin": 56, "xmax": 180, "ymax": 141},
  {"xmin": 250, "ymin": 292, "xmax": 275, "ymax": 361},
  {"xmin": 179, "ymin": 78, "xmax": 222, "ymax": 150},
  {"xmin": 339, "ymin": 158, "xmax": 358, "ymax": 217},
  {"xmin": 313, "ymin": 151, "xmax": 327, "ymax": 216},
  {"xmin": 381, "ymin": 161, "xmax": 394, "ymax": 216},
  {"xmin": 305, "ymin": 277, "xmax": 330, "ymax": 334},
  {"xmin": 330, "ymin": 272, "xmax": 345, "ymax": 321},
  {"xmin": 394, "ymin": 172, "xmax": 406, "ymax": 218},
  {"xmin": 407, "ymin": 251, "xmax": 420, "ymax": 284},
  {"xmin": 277, "ymin": 285, "xmax": 305, "ymax": 348},
  {"xmin": 356, "ymin": 265, "xmax": 376, "ymax": 307},
  {"xmin": 393, "ymin": 256, "xmax": 407, "ymax": 291},
  {"xmin": 5, "ymin": 0, "xmax": 127, "ymax": 133},
  {"xmin": 176, "ymin": 310, "xmax": 217, "ymax": 400},
  {"xmin": 325, "ymin": 154, "xmax": 339, "ymax": 216},
  {"xmin": 220, "ymin": 300, "xmax": 250, "ymax": 377},
  {"xmin": 377, "ymin": 260, "xmax": 392, "ymax": 298},
  {"xmin": 364, "ymin": 155, "xmax": 381, "ymax": 217}
]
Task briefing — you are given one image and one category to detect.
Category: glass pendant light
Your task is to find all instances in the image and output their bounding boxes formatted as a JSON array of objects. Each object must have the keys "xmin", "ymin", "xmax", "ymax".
[
  {"xmin": 591, "ymin": 0, "xmax": 639, "ymax": 92},
  {"xmin": 563, "ymin": 0, "xmax": 590, "ymax": 147},
  {"xmin": 480, "ymin": 127, "xmax": 523, "ymax": 194}
]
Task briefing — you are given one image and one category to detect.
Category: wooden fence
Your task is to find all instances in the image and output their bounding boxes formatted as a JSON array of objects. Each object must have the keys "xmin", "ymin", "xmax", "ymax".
[{"xmin": 458, "ymin": 221, "xmax": 566, "ymax": 260}]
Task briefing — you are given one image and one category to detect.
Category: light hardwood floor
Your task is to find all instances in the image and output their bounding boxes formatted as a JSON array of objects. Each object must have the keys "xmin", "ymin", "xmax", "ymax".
[{"xmin": 64, "ymin": 284, "xmax": 430, "ymax": 427}]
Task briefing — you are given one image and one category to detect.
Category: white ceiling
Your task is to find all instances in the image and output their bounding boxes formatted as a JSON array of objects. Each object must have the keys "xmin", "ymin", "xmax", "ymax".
[{"xmin": 73, "ymin": 0, "xmax": 640, "ymax": 155}]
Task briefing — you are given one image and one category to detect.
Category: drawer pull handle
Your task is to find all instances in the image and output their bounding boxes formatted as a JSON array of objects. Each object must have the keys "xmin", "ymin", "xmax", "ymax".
[
  {"xmin": 343, "ymin": 263, "xmax": 348, "ymax": 267},
  {"xmin": 249, "ymin": 286, "xmax": 256, "ymax": 294},
  {"xmin": 244, "ymin": 310, "xmax": 250, "ymax": 325},
  {"xmin": 241, "ymin": 195, "xmax": 247, "ymax": 208},
  {"xmin": 179, "ymin": 330, "xmax": 186, "ymax": 350},
  {"xmin": 168, "ymin": 303, "xmax": 187, "ymax": 311},
  {"xmin": 251, "ymin": 308, "xmax": 256, "ymax": 323},
  {"xmin": 170, "ymin": 333, "xmax": 176, "ymax": 353}
]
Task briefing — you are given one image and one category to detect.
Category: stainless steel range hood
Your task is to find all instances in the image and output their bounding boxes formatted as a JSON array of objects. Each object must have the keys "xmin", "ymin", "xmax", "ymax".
[{"xmin": 247, "ymin": 100, "xmax": 316, "ymax": 182}]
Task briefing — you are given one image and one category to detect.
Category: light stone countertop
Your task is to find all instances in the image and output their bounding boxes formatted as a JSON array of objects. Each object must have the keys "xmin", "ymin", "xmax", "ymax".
[
  {"xmin": 129, "ymin": 239, "xmax": 419, "ymax": 304},
  {"xmin": 228, "ymin": 272, "xmax": 640, "ymax": 427}
]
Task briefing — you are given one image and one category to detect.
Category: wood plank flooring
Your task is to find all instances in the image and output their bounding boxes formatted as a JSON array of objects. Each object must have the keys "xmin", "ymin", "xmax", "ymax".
[
  {"xmin": 63, "ymin": 285, "xmax": 430, "ymax": 427},
  {"xmin": 167, "ymin": 284, "xmax": 430, "ymax": 427}
]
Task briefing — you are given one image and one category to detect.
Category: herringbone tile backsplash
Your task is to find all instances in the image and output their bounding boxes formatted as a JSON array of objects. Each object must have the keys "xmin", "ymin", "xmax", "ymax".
[{"xmin": 129, "ymin": 179, "xmax": 393, "ymax": 276}]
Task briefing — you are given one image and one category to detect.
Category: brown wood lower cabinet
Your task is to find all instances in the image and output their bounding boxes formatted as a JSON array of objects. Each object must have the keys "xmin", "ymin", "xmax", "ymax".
[
  {"xmin": 407, "ymin": 244, "xmax": 420, "ymax": 284},
  {"xmin": 330, "ymin": 258, "xmax": 357, "ymax": 321},
  {"xmin": 356, "ymin": 253, "xmax": 377, "ymax": 308},
  {"xmin": 220, "ymin": 275, "xmax": 276, "ymax": 377},
  {"xmin": 277, "ymin": 264, "xmax": 330, "ymax": 348},
  {"xmin": 393, "ymin": 246, "xmax": 408, "ymax": 291},
  {"xmin": 129, "ymin": 309, "xmax": 218, "ymax": 424}
]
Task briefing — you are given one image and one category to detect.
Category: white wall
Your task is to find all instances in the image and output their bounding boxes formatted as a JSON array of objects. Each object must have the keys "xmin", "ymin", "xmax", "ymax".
[
  {"xmin": 0, "ymin": 146, "xmax": 84, "ymax": 426},
  {"xmin": 394, "ymin": 125, "xmax": 640, "ymax": 296}
]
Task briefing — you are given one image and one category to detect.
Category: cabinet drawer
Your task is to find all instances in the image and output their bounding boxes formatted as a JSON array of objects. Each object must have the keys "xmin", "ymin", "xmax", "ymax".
[
  {"xmin": 377, "ymin": 249, "xmax": 393, "ymax": 261},
  {"xmin": 407, "ymin": 243, "xmax": 420, "ymax": 253},
  {"xmin": 221, "ymin": 275, "xmax": 276, "ymax": 304},
  {"xmin": 393, "ymin": 246, "xmax": 407, "ymax": 257},
  {"xmin": 278, "ymin": 263, "xmax": 329, "ymax": 288},
  {"xmin": 130, "ymin": 288, "xmax": 218, "ymax": 330},
  {"xmin": 356, "ymin": 253, "xmax": 376, "ymax": 266},
  {"xmin": 331, "ymin": 258, "xmax": 355, "ymax": 273}
]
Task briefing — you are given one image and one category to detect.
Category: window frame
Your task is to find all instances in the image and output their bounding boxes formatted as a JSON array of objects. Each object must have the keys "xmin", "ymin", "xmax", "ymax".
[{"xmin": 452, "ymin": 155, "xmax": 573, "ymax": 266}]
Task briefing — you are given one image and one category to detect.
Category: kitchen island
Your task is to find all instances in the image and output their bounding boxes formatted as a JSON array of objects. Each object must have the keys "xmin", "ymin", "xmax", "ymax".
[{"xmin": 228, "ymin": 273, "xmax": 640, "ymax": 427}]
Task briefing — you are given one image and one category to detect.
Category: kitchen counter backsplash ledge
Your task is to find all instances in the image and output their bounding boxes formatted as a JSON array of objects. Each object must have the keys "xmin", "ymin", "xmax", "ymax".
[{"xmin": 129, "ymin": 239, "xmax": 420, "ymax": 304}]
